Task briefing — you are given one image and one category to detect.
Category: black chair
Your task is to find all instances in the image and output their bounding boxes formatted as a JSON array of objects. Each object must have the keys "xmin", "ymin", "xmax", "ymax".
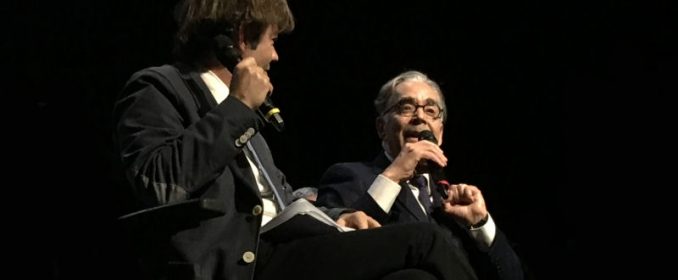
[{"xmin": 118, "ymin": 199, "xmax": 225, "ymax": 280}]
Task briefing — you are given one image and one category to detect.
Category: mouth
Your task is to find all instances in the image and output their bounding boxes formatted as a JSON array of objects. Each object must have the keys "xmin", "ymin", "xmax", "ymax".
[
  {"xmin": 405, "ymin": 137, "xmax": 418, "ymax": 143},
  {"xmin": 403, "ymin": 129, "xmax": 424, "ymax": 143}
]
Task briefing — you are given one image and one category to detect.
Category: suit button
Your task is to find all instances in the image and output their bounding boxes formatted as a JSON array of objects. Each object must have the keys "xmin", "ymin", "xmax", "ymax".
[
  {"xmin": 242, "ymin": 251, "xmax": 256, "ymax": 263},
  {"xmin": 246, "ymin": 127, "xmax": 255, "ymax": 137},
  {"xmin": 252, "ymin": 205, "xmax": 263, "ymax": 216}
]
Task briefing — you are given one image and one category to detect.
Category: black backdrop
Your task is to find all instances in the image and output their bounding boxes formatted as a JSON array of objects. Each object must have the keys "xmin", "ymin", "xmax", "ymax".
[{"xmin": 13, "ymin": 0, "xmax": 675, "ymax": 279}]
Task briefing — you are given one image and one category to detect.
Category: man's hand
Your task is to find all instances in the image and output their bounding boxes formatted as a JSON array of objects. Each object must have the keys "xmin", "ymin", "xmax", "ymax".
[
  {"xmin": 382, "ymin": 140, "xmax": 447, "ymax": 183},
  {"xmin": 229, "ymin": 57, "xmax": 273, "ymax": 109},
  {"xmin": 442, "ymin": 183, "xmax": 489, "ymax": 226},
  {"xmin": 336, "ymin": 211, "xmax": 381, "ymax": 230}
]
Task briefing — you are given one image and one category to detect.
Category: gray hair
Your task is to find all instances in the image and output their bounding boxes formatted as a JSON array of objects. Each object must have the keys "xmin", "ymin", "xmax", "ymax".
[{"xmin": 374, "ymin": 70, "xmax": 447, "ymax": 122}]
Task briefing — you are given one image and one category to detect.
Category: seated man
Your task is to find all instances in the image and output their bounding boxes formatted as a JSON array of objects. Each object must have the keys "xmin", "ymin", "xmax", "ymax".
[{"xmin": 316, "ymin": 70, "xmax": 525, "ymax": 280}]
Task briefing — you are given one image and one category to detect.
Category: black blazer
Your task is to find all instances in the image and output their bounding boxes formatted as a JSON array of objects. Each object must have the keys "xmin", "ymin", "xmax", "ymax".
[
  {"xmin": 114, "ymin": 64, "xmax": 298, "ymax": 280},
  {"xmin": 317, "ymin": 153, "xmax": 525, "ymax": 280}
]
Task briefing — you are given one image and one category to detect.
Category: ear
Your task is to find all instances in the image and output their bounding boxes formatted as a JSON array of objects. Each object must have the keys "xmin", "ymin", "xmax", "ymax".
[
  {"xmin": 238, "ymin": 26, "xmax": 247, "ymax": 51},
  {"xmin": 376, "ymin": 117, "xmax": 385, "ymax": 140}
]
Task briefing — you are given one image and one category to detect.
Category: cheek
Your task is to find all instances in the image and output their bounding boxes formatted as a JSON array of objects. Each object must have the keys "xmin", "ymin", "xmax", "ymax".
[
  {"xmin": 386, "ymin": 122, "xmax": 406, "ymax": 140},
  {"xmin": 261, "ymin": 45, "xmax": 274, "ymax": 58},
  {"xmin": 382, "ymin": 117, "xmax": 408, "ymax": 138}
]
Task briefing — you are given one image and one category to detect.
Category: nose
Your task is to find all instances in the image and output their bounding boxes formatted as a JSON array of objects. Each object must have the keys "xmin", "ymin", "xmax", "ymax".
[
  {"xmin": 413, "ymin": 106, "xmax": 427, "ymax": 119},
  {"xmin": 271, "ymin": 48, "xmax": 279, "ymax": 62},
  {"xmin": 409, "ymin": 109, "xmax": 428, "ymax": 125}
]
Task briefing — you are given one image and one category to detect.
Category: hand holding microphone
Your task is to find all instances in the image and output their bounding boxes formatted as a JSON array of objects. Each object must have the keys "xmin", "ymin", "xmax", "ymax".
[
  {"xmin": 229, "ymin": 58, "xmax": 272, "ymax": 106},
  {"xmin": 381, "ymin": 130, "xmax": 446, "ymax": 184},
  {"xmin": 213, "ymin": 33, "xmax": 285, "ymax": 132},
  {"xmin": 418, "ymin": 130, "xmax": 451, "ymax": 199}
]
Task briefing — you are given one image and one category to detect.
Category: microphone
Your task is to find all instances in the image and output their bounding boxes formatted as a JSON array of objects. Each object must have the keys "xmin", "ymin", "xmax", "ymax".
[
  {"xmin": 418, "ymin": 130, "xmax": 450, "ymax": 199},
  {"xmin": 258, "ymin": 98, "xmax": 284, "ymax": 132},
  {"xmin": 213, "ymin": 34, "xmax": 285, "ymax": 132}
]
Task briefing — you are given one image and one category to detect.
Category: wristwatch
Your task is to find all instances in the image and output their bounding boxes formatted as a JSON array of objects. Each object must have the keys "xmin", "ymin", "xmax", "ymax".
[{"xmin": 469, "ymin": 214, "xmax": 489, "ymax": 229}]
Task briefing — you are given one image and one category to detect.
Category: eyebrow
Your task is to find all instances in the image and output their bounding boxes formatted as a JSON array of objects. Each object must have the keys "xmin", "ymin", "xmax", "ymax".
[{"xmin": 396, "ymin": 97, "xmax": 439, "ymax": 106}]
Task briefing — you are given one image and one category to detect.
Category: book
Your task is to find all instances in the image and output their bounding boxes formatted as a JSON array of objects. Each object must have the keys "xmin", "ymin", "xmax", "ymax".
[{"xmin": 260, "ymin": 198, "xmax": 355, "ymax": 235}]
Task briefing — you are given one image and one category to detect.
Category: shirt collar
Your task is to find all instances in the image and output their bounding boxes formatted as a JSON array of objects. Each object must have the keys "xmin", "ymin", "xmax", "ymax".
[{"xmin": 199, "ymin": 70, "xmax": 230, "ymax": 103}]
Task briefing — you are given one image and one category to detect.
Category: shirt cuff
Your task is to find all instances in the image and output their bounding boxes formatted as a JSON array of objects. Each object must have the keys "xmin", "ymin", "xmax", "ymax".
[
  {"xmin": 469, "ymin": 213, "xmax": 497, "ymax": 248},
  {"xmin": 367, "ymin": 174, "xmax": 402, "ymax": 213}
]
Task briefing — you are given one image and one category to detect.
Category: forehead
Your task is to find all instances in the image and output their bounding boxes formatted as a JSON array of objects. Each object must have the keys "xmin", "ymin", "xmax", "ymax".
[{"xmin": 393, "ymin": 80, "xmax": 441, "ymax": 102}]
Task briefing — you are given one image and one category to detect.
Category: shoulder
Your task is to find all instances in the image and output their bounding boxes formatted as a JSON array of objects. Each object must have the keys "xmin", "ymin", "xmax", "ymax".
[
  {"xmin": 127, "ymin": 64, "xmax": 182, "ymax": 84},
  {"xmin": 321, "ymin": 161, "xmax": 376, "ymax": 181},
  {"xmin": 325, "ymin": 161, "xmax": 369, "ymax": 174},
  {"xmin": 119, "ymin": 64, "xmax": 197, "ymax": 102}
]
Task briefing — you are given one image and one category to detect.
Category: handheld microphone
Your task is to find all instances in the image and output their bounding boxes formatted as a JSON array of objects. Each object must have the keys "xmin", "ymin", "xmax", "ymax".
[
  {"xmin": 213, "ymin": 34, "xmax": 284, "ymax": 132},
  {"xmin": 418, "ymin": 130, "xmax": 450, "ymax": 199},
  {"xmin": 257, "ymin": 99, "xmax": 284, "ymax": 131}
]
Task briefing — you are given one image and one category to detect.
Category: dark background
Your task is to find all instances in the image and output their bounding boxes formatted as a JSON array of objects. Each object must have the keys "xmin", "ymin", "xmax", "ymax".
[{"xmin": 13, "ymin": 0, "xmax": 674, "ymax": 279}]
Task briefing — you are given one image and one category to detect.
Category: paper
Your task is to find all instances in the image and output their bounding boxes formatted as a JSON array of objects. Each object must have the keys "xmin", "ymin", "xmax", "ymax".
[{"xmin": 260, "ymin": 198, "xmax": 355, "ymax": 234}]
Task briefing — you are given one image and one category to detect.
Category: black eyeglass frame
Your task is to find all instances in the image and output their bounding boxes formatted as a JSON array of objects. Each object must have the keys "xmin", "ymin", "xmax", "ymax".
[{"xmin": 383, "ymin": 99, "xmax": 444, "ymax": 120}]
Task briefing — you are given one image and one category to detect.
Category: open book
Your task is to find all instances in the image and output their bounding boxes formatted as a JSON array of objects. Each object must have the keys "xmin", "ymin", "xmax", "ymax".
[{"xmin": 260, "ymin": 198, "xmax": 355, "ymax": 234}]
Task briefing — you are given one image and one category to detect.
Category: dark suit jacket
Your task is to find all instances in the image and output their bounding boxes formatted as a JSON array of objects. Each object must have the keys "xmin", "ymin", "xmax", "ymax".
[
  {"xmin": 317, "ymin": 153, "xmax": 525, "ymax": 280},
  {"xmin": 114, "ymin": 64, "xmax": 343, "ymax": 280}
]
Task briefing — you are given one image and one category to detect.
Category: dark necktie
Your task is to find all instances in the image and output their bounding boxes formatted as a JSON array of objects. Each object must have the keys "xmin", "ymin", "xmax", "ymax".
[
  {"xmin": 245, "ymin": 142, "xmax": 286, "ymax": 210},
  {"xmin": 412, "ymin": 175, "xmax": 432, "ymax": 214}
]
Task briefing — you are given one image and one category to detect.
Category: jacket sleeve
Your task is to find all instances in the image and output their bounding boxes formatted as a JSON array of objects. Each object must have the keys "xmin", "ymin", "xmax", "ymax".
[
  {"xmin": 114, "ymin": 67, "xmax": 263, "ymax": 206},
  {"xmin": 435, "ymin": 211, "xmax": 526, "ymax": 280},
  {"xmin": 317, "ymin": 163, "xmax": 391, "ymax": 222},
  {"xmin": 482, "ymin": 229, "xmax": 526, "ymax": 280}
]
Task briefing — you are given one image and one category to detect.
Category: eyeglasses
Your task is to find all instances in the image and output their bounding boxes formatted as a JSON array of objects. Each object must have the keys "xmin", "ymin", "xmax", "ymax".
[{"xmin": 385, "ymin": 99, "xmax": 444, "ymax": 120}]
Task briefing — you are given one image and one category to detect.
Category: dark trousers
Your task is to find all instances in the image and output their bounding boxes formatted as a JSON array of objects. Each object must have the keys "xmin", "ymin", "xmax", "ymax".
[{"xmin": 255, "ymin": 222, "xmax": 478, "ymax": 280}]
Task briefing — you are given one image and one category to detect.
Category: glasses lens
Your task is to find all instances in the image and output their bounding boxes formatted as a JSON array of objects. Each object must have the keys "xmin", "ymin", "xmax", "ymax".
[
  {"xmin": 387, "ymin": 100, "xmax": 442, "ymax": 119},
  {"xmin": 423, "ymin": 105, "xmax": 440, "ymax": 118}
]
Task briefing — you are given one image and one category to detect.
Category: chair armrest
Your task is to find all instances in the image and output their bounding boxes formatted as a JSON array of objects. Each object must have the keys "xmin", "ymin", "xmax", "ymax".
[{"xmin": 119, "ymin": 198, "xmax": 225, "ymax": 235}]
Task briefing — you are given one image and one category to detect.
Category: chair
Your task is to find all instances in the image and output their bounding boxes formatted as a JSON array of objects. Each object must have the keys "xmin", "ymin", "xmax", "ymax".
[{"xmin": 118, "ymin": 199, "xmax": 225, "ymax": 280}]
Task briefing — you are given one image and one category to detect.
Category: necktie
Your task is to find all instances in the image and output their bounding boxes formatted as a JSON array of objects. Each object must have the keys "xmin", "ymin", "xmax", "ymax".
[
  {"xmin": 412, "ymin": 175, "xmax": 432, "ymax": 214},
  {"xmin": 246, "ymin": 141, "xmax": 286, "ymax": 210}
]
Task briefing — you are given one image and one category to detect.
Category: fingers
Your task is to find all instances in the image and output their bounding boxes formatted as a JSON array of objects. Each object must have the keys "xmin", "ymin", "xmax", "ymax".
[
  {"xmin": 351, "ymin": 211, "xmax": 378, "ymax": 229},
  {"xmin": 442, "ymin": 183, "xmax": 488, "ymax": 225},
  {"xmin": 429, "ymin": 141, "xmax": 447, "ymax": 162},
  {"xmin": 230, "ymin": 57, "xmax": 273, "ymax": 108},
  {"xmin": 457, "ymin": 183, "xmax": 473, "ymax": 200},
  {"xmin": 446, "ymin": 183, "xmax": 480, "ymax": 204},
  {"xmin": 386, "ymin": 141, "xmax": 448, "ymax": 182},
  {"xmin": 412, "ymin": 140, "xmax": 447, "ymax": 166},
  {"xmin": 235, "ymin": 56, "xmax": 255, "ymax": 70},
  {"xmin": 337, "ymin": 211, "xmax": 381, "ymax": 230},
  {"xmin": 366, "ymin": 216, "xmax": 382, "ymax": 228}
]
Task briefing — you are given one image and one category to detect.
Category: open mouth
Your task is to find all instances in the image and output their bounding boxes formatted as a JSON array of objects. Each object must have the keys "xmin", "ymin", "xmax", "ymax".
[{"xmin": 403, "ymin": 130, "xmax": 423, "ymax": 143}]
